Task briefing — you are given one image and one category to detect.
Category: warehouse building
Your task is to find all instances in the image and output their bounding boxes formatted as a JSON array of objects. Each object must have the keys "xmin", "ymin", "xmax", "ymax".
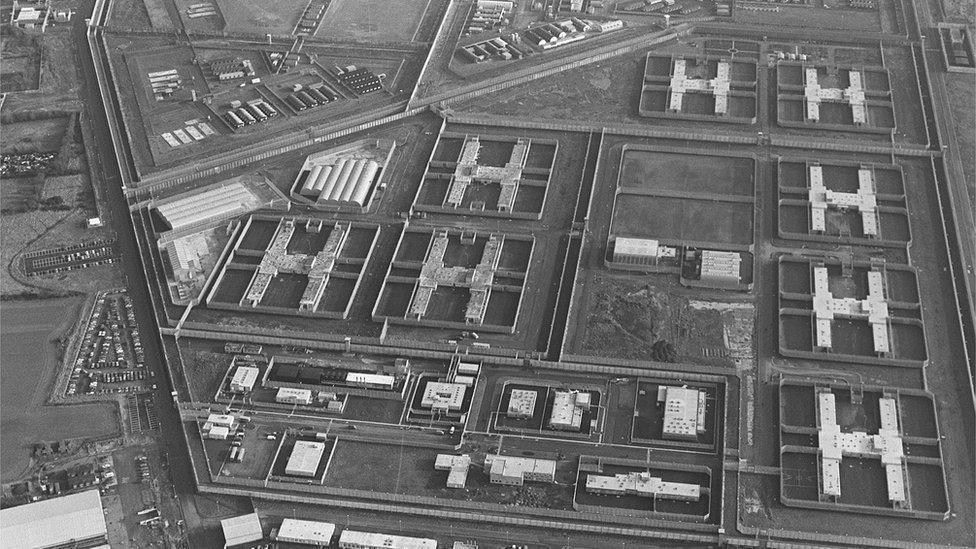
[
  {"xmin": 659, "ymin": 386, "xmax": 707, "ymax": 441},
  {"xmin": 548, "ymin": 390, "xmax": 591, "ymax": 431},
  {"xmin": 155, "ymin": 182, "xmax": 257, "ymax": 232},
  {"xmin": 230, "ymin": 365, "xmax": 260, "ymax": 393},
  {"xmin": 338, "ymin": 529, "xmax": 437, "ymax": 549},
  {"xmin": 507, "ymin": 388, "xmax": 537, "ymax": 418},
  {"xmin": 421, "ymin": 381, "xmax": 467, "ymax": 412},
  {"xmin": 697, "ymin": 250, "xmax": 742, "ymax": 287},
  {"xmin": 586, "ymin": 471, "xmax": 701, "ymax": 501},
  {"xmin": 285, "ymin": 440, "xmax": 327, "ymax": 477},
  {"xmin": 346, "ymin": 372, "xmax": 395, "ymax": 390},
  {"xmin": 276, "ymin": 518, "xmax": 336, "ymax": 546},
  {"xmin": 221, "ymin": 512, "xmax": 264, "ymax": 548},
  {"xmin": 298, "ymin": 156, "xmax": 381, "ymax": 206},
  {"xmin": 434, "ymin": 454, "xmax": 471, "ymax": 488},
  {"xmin": 817, "ymin": 390, "xmax": 906, "ymax": 504},
  {"xmin": 276, "ymin": 387, "xmax": 313, "ymax": 405},
  {"xmin": 0, "ymin": 489, "xmax": 107, "ymax": 549},
  {"xmin": 484, "ymin": 455, "xmax": 556, "ymax": 485}
]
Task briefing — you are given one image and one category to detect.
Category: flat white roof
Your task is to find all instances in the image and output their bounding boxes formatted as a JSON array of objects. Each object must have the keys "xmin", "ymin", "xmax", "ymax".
[
  {"xmin": 221, "ymin": 512, "xmax": 263, "ymax": 547},
  {"xmin": 285, "ymin": 440, "xmax": 326, "ymax": 477},
  {"xmin": 277, "ymin": 518, "xmax": 335, "ymax": 545},
  {"xmin": 421, "ymin": 381, "xmax": 466, "ymax": 410},
  {"xmin": 0, "ymin": 490, "xmax": 107, "ymax": 549},
  {"xmin": 338, "ymin": 529, "xmax": 437, "ymax": 549}
]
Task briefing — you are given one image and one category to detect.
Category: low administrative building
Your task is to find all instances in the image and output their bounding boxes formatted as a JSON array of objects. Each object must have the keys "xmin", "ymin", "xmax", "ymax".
[
  {"xmin": 276, "ymin": 518, "xmax": 336, "ymax": 546},
  {"xmin": 285, "ymin": 440, "xmax": 327, "ymax": 477},
  {"xmin": 0, "ymin": 489, "xmax": 108, "ymax": 549},
  {"xmin": 484, "ymin": 454, "xmax": 556, "ymax": 486}
]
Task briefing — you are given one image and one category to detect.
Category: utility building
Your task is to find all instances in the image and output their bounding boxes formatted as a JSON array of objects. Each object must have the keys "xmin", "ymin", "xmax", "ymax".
[
  {"xmin": 203, "ymin": 414, "xmax": 239, "ymax": 440},
  {"xmin": 221, "ymin": 513, "xmax": 263, "ymax": 548},
  {"xmin": 817, "ymin": 391, "xmax": 906, "ymax": 505},
  {"xmin": 808, "ymin": 164, "xmax": 879, "ymax": 237},
  {"xmin": 612, "ymin": 237, "xmax": 676, "ymax": 266},
  {"xmin": 548, "ymin": 390, "xmax": 591, "ymax": 431},
  {"xmin": 230, "ymin": 365, "xmax": 260, "ymax": 393},
  {"xmin": 586, "ymin": 471, "xmax": 701, "ymax": 501},
  {"xmin": 484, "ymin": 455, "xmax": 556, "ymax": 485},
  {"xmin": 421, "ymin": 382, "xmax": 467, "ymax": 412},
  {"xmin": 507, "ymin": 389, "xmax": 538, "ymax": 418},
  {"xmin": 811, "ymin": 265, "xmax": 890, "ymax": 354},
  {"xmin": 659, "ymin": 386, "xmax": 707, "ymax": 441},
  {"xmin": 276, "ymin": 387, "xmax": 313, "ymax": 405},
  {"xmin": 434, "ymin": 454, "xmax": 471, "ymax": 488}
]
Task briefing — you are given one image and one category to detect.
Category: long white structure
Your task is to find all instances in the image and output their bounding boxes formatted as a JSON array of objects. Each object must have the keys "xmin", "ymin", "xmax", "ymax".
[
  {"xmin": 669, "ymin": 58, "xmax": 731, "ymax": 115},
  {"xmin": 586, "ymin": 471, "xmax": 701, "ymax": 501},
  {"xmin": 407, "ymin": 230, "xmax": 504, "ymax": 325},
  {"xmin": 276, "ymin": 518, "xmax": 336, "ymax": 546},
  {"xmin": 808, "ymin": 164, "xmax": 879, "ymax": 236},
  {"xmin": 817, "ymin": 391, "xmax": 906, "ymax": 505},
  {"xmin": 803, "ymin": 67, "xmax": 867, "ymax": 124},
  {"xmin": 156, "ymin": 182, "xmax": 257, "ymax": 231},
  {"xmin": 484, "ymin": 455, "xmax": 556, "ymax": 485},
  {"xmin": 338, "ymin": 529, "xmax": 437, "ymax": 549},
  {"xmin": 446, "ymin": 135, "xmax": 531, "ymax": 212},
  {"xmin": 811, "ymin": 265, "xmax": 890, "ymax": 354}
]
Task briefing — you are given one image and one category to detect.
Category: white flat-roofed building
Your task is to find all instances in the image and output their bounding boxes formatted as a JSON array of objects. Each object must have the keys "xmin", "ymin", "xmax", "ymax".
[
  {"xmin": 276, "ymin": 387, "xmax": 313, "ymax": 405},
  {"xmin": 230, "ymin": 366, "xmax": 260, "ymax": 393},
  {"xmin": 659, "ymin": 386, "xmax": 706, "ymax": 441},
  {"xmin": 434, "ymin": 454, "xmax": 471, "ymax": 488},
  {"xmin": 548, "ymin": 390, "xmax": 590, "ymax": 431},
  {"xmin": 507, "ymin": 389, "xmax": 538, "ymax": 418},
  {"xmin": 0, "ymin": 489, "xmax": 107, "ymax": 549},
  {"xmin": 203, "ymin": 414, "xmax": 238, "ymax": 439},
  {"xmin": 421, "ymin": 382, "xmax": 467, "ymax": 412},
  {"xmin": 484, "ymin": 455, "xmax": 556, "ymax": 485},
  {"xmin": 457, "ymin": 362, "xmax": 480, "ymax": 375},
  {"xmin": 155, "ymin": 182, "xmax": 256, "ymax": 232},
  {"xmin": 285, "ymin": 440, "xmax": 326, "ymax": 477},
  {"xmin": 345, "ymin": 372, "xmax": 395, "ymax": 390},
  {"xmin": 276, "ymin": 518, "xmax": 336, "ymax": 546},
  {"xmin": 668, "ymin": 58, "xmax": 732, "ymax": 115},
  {"xmin": 586, "ymin": 471, "xmax": 701, "ymax": 501},
  {"xmin": 816, "ymin": 391, "xmax": 906, "ymax": 505},
  {"xmin": 802, "ymin": 66, "xmax": 867, "ymax": 125},
  {"xmin": 699, "ymin": 250, "xmax": 741, "ymax": 286},
  {"xmin": 613, "ymin": 237, "xmax": 666, "ymax": 265},
  {"xmin": 338, "ymin": 529, "xmax": 437, "ymax": 549},
  {"xmin": 221, "ymin": 512, "xmax": 263, "ymax": 548}
]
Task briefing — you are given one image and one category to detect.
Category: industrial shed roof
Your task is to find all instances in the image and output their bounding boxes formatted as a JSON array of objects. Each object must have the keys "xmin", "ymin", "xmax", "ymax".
[{"xmin": 0, "ymin": 489, "xmax": 107, "ymax": 549}]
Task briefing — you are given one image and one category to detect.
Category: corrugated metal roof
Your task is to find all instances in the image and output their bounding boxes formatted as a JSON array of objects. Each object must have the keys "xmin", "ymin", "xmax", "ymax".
[
  {"xmin": 0, "ymin": 489, "xmax": 106, "ymax": 548},
  {"xmin": 221, "ymin": 512, "xmax": 263, "ymax": 547}
]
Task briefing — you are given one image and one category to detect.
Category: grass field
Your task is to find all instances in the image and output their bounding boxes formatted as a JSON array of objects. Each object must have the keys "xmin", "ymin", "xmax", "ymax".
[
  {"xmin": 946, "ymin": 73, "xmax": 975, "ymax": 206},
  {"xmin": 0, "ymin": 298, "xmax": 119, "ymax": 482},
  {"xmin": 612, "ymin": 196, "xmax": 754, "ymax": 246},
  {"xmin": 316, "ymin": 0, "xmax": 431, "ymax": 42},
  {"xmin": 214, "ymin": 0, "xmax": 308, "ymax": 34},
  {"xmin": 618, "ymin": 150, "xmax": 754, "ymax": 196}
]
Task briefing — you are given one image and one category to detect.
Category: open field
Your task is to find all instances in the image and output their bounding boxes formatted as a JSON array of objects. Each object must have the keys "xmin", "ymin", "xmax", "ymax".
[
  {"xmin": 213, "ymin": 0, "xmax": 308, "ymax": 35},
  {"xmin": 317, "ymin": 0, "xmax": 432, "ymax": 42},
  {"xmin": 0, "ymin": 298, "xmax": 119, "ymax": 482},
  {"xmin": 945, "ymin": 73, "xmax": 975, "ymax": 205}
]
